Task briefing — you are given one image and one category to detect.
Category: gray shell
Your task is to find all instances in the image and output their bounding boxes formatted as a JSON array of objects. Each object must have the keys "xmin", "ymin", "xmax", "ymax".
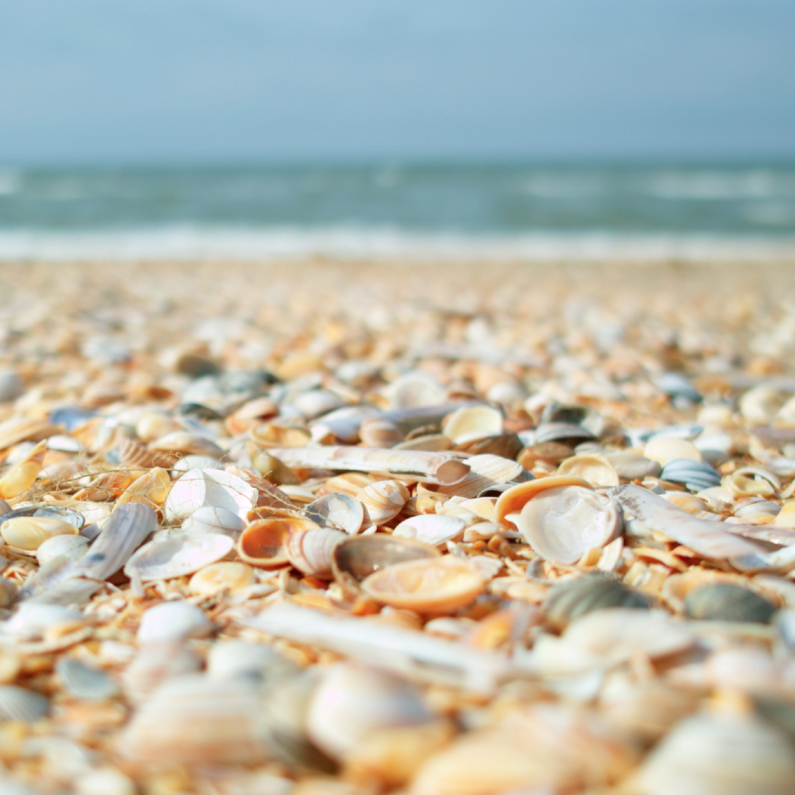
[
  {"xmin": 684, "ymin": 583, "xmax": 777, "ymax": 624},
  {"xmin": 660, "ymin": 458, "xmax": 721, "ymax": 492}
]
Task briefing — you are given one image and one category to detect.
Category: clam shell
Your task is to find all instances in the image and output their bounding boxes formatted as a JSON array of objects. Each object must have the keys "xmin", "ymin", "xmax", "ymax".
[
  {"xmin": 0, "ymin": 516, "xmax": 79, "ymax": 551},
  {"xmin": 544, "ymin": 574, "xmax": 651, "ymax": 632},
  {"xmin": 723, "ymin": 466, "xmax": 781, "ymax": 499},
  {"xmin": 121, "ymin": 675, "xmax": 272, "ymax": 766},
  {"xmin": 137, "ymin": 600, "xmax": 213, "ymax": 643},
  {"xmin": 529, "ymin": 422, "xmax": 596, "ymax": 445},
  {"xmin": 517, "ymin": 486, "xmax": 622, "ymax": 565},
  {"xmin": 124, "ymin": 531, "xmax": 234, "ymax": 582},
  {"xmin": 163, "ymin": 468, "xmax": 258, "ymax": 524},
  {"xmin": 441, "ymin": 405, "xmax": 503, "ymax": 445},
  {"xmin": 643, "ymin": 436, "xmax": 702, "ymax": 466},
  {"xmin": 238, "ymin": 516, "xmax": 318, "ymax": 568},
  {"xmin": 0, "ymin": 685, "xmax": 49, "ymax": 722},
  {"xmin": 207, "ymin": 640, "xmax": 296, "ymax": 681},
  {"xmin": 250, "ymin": 422, "xmax": 312, "ymax": 448},
  {"xmin": 285, "ymin": 528, "xmax": 347, "ymax": 578},
  {"xmin": 358, "ymin": 418, "xmax": 404, "ymax": 448},
  {"xmin": 56, "ymin": 657, "xmax": 119, "ymax": 701},
  {"xmin": 495, "ymin": 476, "xmax": 591, "ymax": 526},
  {"xmin": 393, "ymin": 515, "xmax": 466, "ymax": 547},
  {"xmin": 359, "ymin": 480, "xmax": 410, "ymax": 525},
  {"xmin": 740, "ymin": 384, "xmax": 787, "ymax": 424},
  {"xmin": 181, "ymin": 505, "xmax": 245, "ymax": 537},
  {"xmin": 361, "ymin": 556, "xmax": 485, "ymax": 613},
  {"xmin": 684, "ymin": 583, "xmax": 777, "ymax": 624},
  {"xmin": 305, "ymin": 493, "xmax": 364, "ymax": 535},
  {"xmin": 306, "ymin": 664, "xmax": 432, "ymax": 762},
  {"xmin": 35, "ymin": 534, "xmax": 89, "ymax": 566},
  {"xmin": 4, "ymin": 603, "xmax": 85, "ymax": 640},
  {"xmin": 557, "ymin": 453, "xmax": 619, "ymax": 487},
  {"xmin": 660, "ymin": 458, "xmax": 721, "ymax": 492},
  {"xmin": 188, "ymin": 561, "xmax": 255, "ymax": 596},
  {"xmin": 332, "ymin": 534, "xmax": 440, "ymax": 589}
]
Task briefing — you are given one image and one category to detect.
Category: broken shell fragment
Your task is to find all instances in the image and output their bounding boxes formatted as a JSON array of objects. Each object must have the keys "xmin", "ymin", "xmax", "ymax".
[
  {"xmin": 115, "ymin": 467, "xmax": 171, "ymax": 509},
  {"xmin": 124, "ymin": 531, "xmax": 234, "ymax": 582},
  {"xmin": 0, "ymin": 516, "xmax": 79, "ymax": 551},
  {"xmin": 358, "ymin": 480, "xmax": 411, "ymax": 525},
  {"xmin": 441, "ymin": 405, "xmax": 503, "ymax": 445},
  {"xmin": 285, "ymin": 528, "xmax": 347, "ymax": 578},
  {"xmin": 305, "ymin": 493, "xmax": 364, "ymax": 535},
  {"xmin": 361, "ymin": 556, "xmax": 485, "ymax": 613},
  {"xmin": 0, "ymin": 441, "xmax": 47, "ymax": 499},
  {"xmin": 684, "ymin": 583, "xmax": 777, "ymax": 624},
  {"xmin": 393, "ymin": 515, "xmax": 466, "ymax": 547},
  {"xmin": 495, "ymin": 475, "xmax": 591, "ymax": 526},
  {"xmin": 517, "ymin": 486, "xmax": 623, "ymax": 565}
]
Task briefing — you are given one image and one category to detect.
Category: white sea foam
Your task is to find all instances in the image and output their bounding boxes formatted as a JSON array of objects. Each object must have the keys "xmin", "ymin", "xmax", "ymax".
[{"xmin": 0, "ymin": 226, "xmax": 793, "ymax": 262}]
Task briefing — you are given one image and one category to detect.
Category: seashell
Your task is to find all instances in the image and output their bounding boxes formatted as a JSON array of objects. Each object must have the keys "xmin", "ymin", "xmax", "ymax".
[
  {"xmin": 149, "ymin": 430, "xmax": 225, "ymax": 458},
  {"xmin": 289, "ymin": 389, "xmax": 346, "ymax": 420},
  {"xmin": 117, "ymin": 436, "xmax": 173, "ymax": 469},
  {"xmin": 172, "ymin": 453, "xmax": 225, "ymax": 472},
  {"xmin": 455, "ymin": 432, "xmax": 523, "ymax": 459},
  {"xmin": 250, "ymin": 450, "xmax": 301, "ymax": 485},
  {"xmin": 361, "ymin": 556, "xmax": 485, "ymax": 613},
  {"xmin": 3, "ymin": 602, "xmax": 85, "ymax": 640},
  {"xmin": 306, "ymin": 664, "xmax": 433, "ymax": 762},
  {"xmin": 206, "ymin": 640, "xmax": 296, "ymax": 681},
  {"xmin": 0, "ymin": 577, "xmax": 17, "ymax": 609},
  {"xmin": 394, "ymin": 433, "xmax": 455, "ymax": 452},
  {"xmin": 181, "ymin": 504, "xmax": 245, "ymax": 537},
  {"xmin": 663, "ymin": 491, "xmax": 709, "ymax": 514},
  {"xmin": 656, "ymin": 372, "xmax": 702, "ymax": 404},
  {"xmin": 188, "ymin": 561, "xmax": 255, "ymax": 596},
  {"xmin": 528, "ymin": 421, "xmax": 597, "ymax": 446},
  {"xmin": 285, "ymin": 528, "xmax": 347, "ymax": 578},
  {"xmin": 684, "ymin": 583, "xmax": 777, "ymax": 624},
  {"xmin": 739, "ymin": 384, "xmax": 787, "ymax": 424},
  {"xmin": 643, "ymin": 435, "xmax": 702, "ymax": 466},
  {"xmin": 332, "ymin": 534, "xmax": 440, "ymax": 590},
  {"xmin": 0, "ymin": 440, "xmax": 47, "ymax": 499},
  {"xmin": 694, "ymin": 431, "xmax": 734, "ymax": 464},
  {"xmin": 0, "ymin": 418, "xmax": 60, "ymax": 451},
  {"xmin": 124, "ymin": 531, "xmax": 234, "ymax": 582},
  {"xmin": 267, "ymin": 446, "xmax": 471, "ymax": 486},
  {"xmin": 735, "ymin": 498, "xmax": 780, "ymax": 518},
  {"xmin": 723, "ymin": 466, "xmax": 780, "ymax": 499},
  {"xmin": 121, "ymin": 675, "xmax": 272, "ymax": 766},
  {"xmin": 116, "ymin": 467, "xmax": 171, "ymax": 510},
  {"xmin": 544, "ymin": 574, "xmax": 651, "ymax": 632},
  {"xmin": 35, "ymin": 534, "xmax": 89, "ymax": 566},
  {"xmin": 0, "ymin": 685, "xmax": 49, "ymax": 722},
  {"xmin": 0, "ymin": 516, "xmax": 79, "ymax": 551},
  {"xmin": 517, "ymin": 486, "xmax": 623, "ymax": 565},
  {"xmin": 382, "ymin": 372, "xmax": 447, "ymax": 409},
  {"xmin": 495, "ymin": 475, "xmax": 592, "ymax": 526},
  {"xmin": 238, "ymin": 515, "xmax": 318, "ymax": 568},
  {"xmin": 441, "ymin": 405, "xmax": 503, "ymax": 445},
  {"xmin": 774, "ymin": 502, "xmax": 795, "ymax": 528},
  {"xmin": 635, "ymin": 709, "xmax": 795, "ymax": 795},
  {"xmin": 250, "ymin": 422, "xmax": 312, "ymax": 448},
  {"xmin": 56, "ymin": 657, "xmax": 119, "ymax": 701},
  {"xmin": 609, "ymin": 485, "xmax": 764, "ymax": 560},
  {"xmin": 359, "ymin": 417, "xmax": 404, "ymax": 448},
  {"xmin": 121, "ymin": 641, "xmax": 202, "ymax": 703},
  {"xmin": 163, "ymin": 468, "xmax": 258, "ymax": 524},
  {"xmin": 603, "ymin": 451, "xmax": 662, "ymax": 480},
  {"xmin": 557, "ymin": 453, "xmax": 619, "ymax": 487},
  {"xmin": 437, "ymin": 454, "xmax": 525, "ymax": 499},
  {"xmin": 137, "ymin": 601, "xmax": 213, "ymax": 643},
  {"xmin": 0, "ymin": 505, "xmax": 85, "ymax": 530},
  {"xmin": 661, "ymin": 458, "xmax": 721, "ymax": 492},
  {"xmin": 305, "ymin": 493, "xmax": 364, "ymax": 535},
  {"xmin": 393, "ymin": 515, "xmax": 466, "ymax": 547},
  {"xmin": 358, "ymin": 480, "xmax": 410, "ymax": 524},
  {"xmin": 135, "ymin": 412, "xmax": 180, "ymax": 443}
]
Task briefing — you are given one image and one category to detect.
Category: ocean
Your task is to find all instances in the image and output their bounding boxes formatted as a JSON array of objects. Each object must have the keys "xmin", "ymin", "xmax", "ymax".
[{"xmin": 1, "ymin": 162, "xmax": 794, "ymax": 261}]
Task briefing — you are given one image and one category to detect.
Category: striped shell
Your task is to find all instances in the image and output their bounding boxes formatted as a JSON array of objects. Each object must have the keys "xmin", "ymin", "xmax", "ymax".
[
  {"xmin": 285, "ymin": 528, "xmax": 347, "ymax": 578},
  {"xmin": 359, "ymin": 480, "xmax": 411, "ymax": 525}
]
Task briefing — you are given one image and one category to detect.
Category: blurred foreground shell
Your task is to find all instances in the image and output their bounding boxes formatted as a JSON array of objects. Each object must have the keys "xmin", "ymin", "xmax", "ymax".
[
  {"xmin": 517, "ymin": 485, "xmax": 622, "ymax": 565},
  {"xmin": 137, "ymin": 601, "xmax": 213, "ymax": 643},
  {"xmin": 684, "ymin": 583, "xmax": 777, "ymax": 624},
  {"xmin": 0, "ymin": 685, "xmax": 50, "ymax": 722},
  {"xmin": 361, "ymin": 556, "xmax": 485, "ymax": 613}
]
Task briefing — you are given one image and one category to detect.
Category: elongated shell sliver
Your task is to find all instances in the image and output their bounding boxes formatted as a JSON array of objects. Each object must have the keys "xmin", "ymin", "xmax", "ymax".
[{"xmin": 267, "ymin": 446, "xmax": 470, "ymax": 485}]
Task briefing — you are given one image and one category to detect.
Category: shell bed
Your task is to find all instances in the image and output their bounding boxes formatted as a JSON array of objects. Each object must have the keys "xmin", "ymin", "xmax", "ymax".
[{"xmin": 0, "ymin": 259, "xmax": 793, "ymax": 795}]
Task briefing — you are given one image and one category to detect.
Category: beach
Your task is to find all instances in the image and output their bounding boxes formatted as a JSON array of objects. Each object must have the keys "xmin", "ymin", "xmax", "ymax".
[{"xmin": 0, "ymin": 256, "xmax": 794, "ymax": 794}]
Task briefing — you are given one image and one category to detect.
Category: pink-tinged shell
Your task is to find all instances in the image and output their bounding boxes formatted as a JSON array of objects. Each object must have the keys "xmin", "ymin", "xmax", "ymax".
[
  {"xmin": 359, "ymin": 480, "xmax": 411, "ymax": 525},
  {"xmin": 285, "ymin": 528, "xmax": 347, "ymax": 578},
  {"xmin": 361, "ymin": 556, "xmax": 485, "ymax": 613},
  {"xmin": 124, "ymin": 532, "xmax": 234, "ymax": 582},
  {"xmin": 517, "ymin": 485, "xmax": 623, "ymax": 565},
  {"xmin": 495, "ymin": 476, "xmax": 592, "ymax": 526}
]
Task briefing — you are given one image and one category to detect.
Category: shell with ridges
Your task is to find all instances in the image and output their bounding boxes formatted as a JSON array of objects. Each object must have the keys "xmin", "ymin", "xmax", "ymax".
[
  {"xmin": 238, "ymin": 515, "xmax": 318, "ymax": 568},
  {"xmin": 163, "ymin": 468, "xmax": 258, "ymax": 524},
  {"xmin": 358, "ymin": 480, "xmax": 411, "ymax": 525},
  {"xmin": 557, "ymin": 453, "xmax": 619, "ymax": 487},
  {"xmin": 0, "ymin": 685, "xmax": 50, "ymax": 722},
  {"xmin": 305, "ymin": 493, "xmax": 364, "ymax": 535},
  {"xmin": 35, "ymin": 533, "xmax": 89, "ymax": 566},
  {"xmin": 285, "ymin": 528, "xmax": 347, "ymax": 578}
]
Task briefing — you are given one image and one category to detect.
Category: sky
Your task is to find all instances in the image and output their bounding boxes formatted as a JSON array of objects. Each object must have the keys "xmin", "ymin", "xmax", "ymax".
[{"xmin": 1, "ymin": 0, "xmax": 794, "ymax": 165}]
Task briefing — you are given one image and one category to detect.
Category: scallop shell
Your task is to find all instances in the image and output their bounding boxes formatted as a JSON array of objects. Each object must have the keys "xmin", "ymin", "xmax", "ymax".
[
  {"xmin": 684, "ymin": 583, "xmax": 777, "ymax": 624},
  {"xmin": 35, "ymin": 534, "xmax": 89, "ymax": 566},
  {"xmin": 188, "ymin": 561, "xmax": 255, "ymax": 596},
  {"xmin": 121, "ymin": 675, "xmax": 272, "ymax": 766},
  {"xmin": 181, "ymin": 504, "xmax": 245, "ymax": 536},
  {"xmin": 137, "ymin": 601, "xmax": 213, "ymax": 643},
  {"xmin": 635, "ymin": 710, "xmax": 795, "ymax": 795},
  {"xmin": 544, "ymin": 574, "xmax": 651, "ymax": 632},
  {"xmin": 441, "ymin": 405, "xmax": 503, "ymax": 445},
  {"xmin": 393, "ymin": 515, "xmax": 466, "ymax": 547},
  {"xmin": 557, "ymin": 453, "xmax": 619, "ymax": 487},
  {"xmin": 0, "ymin": 516, "xmax": 79, "ymax": 551},
  {"xmin": 0, "ymin": 685, "xmax": 50, "ymax": 722},
  {"xmin": 358, "ymin": 480, "xmax": 410, "ymax": 525},
  {"xmin": 285, "ymin": 528, "xmax": 347, "ymax": 578},
  {"xmin": 305, "ymin": 493, "xmax": 364, "ymax": 535},
  {"xmin": 117, "ymin": 436, "xmax": 173, "ymax": 469},
  {"xmin": 124, "ymin": 531, "xmax": 234, "ymax": 582},
  {"xmin": 361, "ymin": 556, "xmax": 485, "ymax": 613},
  {"xmin": 306, "ymin": 664, "xmax": 432, "ymax": 762},
  {"xmin": 660, "ymin": 458, "xmax": 721, "ymax": 492},
  {"xmin": 517, "ymin": 486, "xmax": 623, "ymax": 565},
  {"xmin": 359, "ymin": 418, "xmax": 404, "ymax": 448},
  {"xmin": 495, "ymin": 476, "xmax": 592, "ymax": 526},
  {"xmin": 163, "ymin": 468, "xmax": 258, "ymax": 524},
  {"xmin": 238, "ymin": 516, "xmax": 318, "ymax": 568},
  {"xmin": 332, "ymin": 534, "xmax": 440, "ymax": 591}
]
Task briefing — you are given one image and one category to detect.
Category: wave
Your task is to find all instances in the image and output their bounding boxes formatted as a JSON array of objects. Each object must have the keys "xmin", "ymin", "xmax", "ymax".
[{"xmin": 0, "ymin": 226, "xmax": 793, "ymax": 262}]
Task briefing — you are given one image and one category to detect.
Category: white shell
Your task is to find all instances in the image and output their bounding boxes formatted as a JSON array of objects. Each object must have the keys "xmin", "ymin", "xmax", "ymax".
[
  {"xmin": 163, "ymin": 468, "xmax": 258, "ymax": 524},
  {"xmin": 441, "ymin": 405, "xmax": 503, "ymax": 445},
  {"xmin": 124, "ymin": 531, "xmax": 234, "ymax": 582},
  {"xmin": 137, "ymin": 601, "xmax": 213, "ymax": 643},
  {"xmin": 438, "ymin": 453, "xmax": 524, "ymax": 499},
  {"xmin": 4, "ymin": 603, "xmax": 84, "ymax": 640},
  {"xmin": 285, "ymin": 528, "xmax": 347, "ymax": 578},
  {"xmin": 306, "ymin": 663, "xmax": 432, "ymax": 761},
  {"xmin": 173, "ymin": 454, "xmax": 225, "ymax": 473},
  {"xmin": 206, "ymin": 641, "xmax": 293, "ymax": 681},
  {"xmin": 35, "ymin": 534, "xmax": 89, "ymax": 566},
  {"xmin": 305, "ymin": 493, "xmax": 364, "ymax": 535},
  {"xmin": 393, "ymin": 515, "xmax": 466, "ymax": 547},
  {"xmin": 181, "ymin": 505, "xmax": 245, "ymax": 537},
  {"xmin": 518, "ymin": 486, "xmax": 622, "ymax": 565}
]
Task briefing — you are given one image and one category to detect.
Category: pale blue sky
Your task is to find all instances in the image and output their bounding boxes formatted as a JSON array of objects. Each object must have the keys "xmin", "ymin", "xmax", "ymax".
[{"xmin": 1, "ymin": 0, "xmax": 793, "ymax": 164}]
